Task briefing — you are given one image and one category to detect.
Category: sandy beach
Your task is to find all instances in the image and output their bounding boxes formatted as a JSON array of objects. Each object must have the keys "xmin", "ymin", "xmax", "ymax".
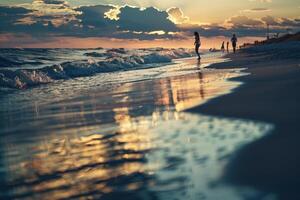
[{"xmin": 188, "ymin": 40, "xmax": 300, "ymax": 198}]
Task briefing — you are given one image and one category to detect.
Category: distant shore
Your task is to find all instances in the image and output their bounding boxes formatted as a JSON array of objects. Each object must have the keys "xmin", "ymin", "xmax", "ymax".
[{"xmin": 188, "ymin": 40, "xmax": 300, "ymax": 198}]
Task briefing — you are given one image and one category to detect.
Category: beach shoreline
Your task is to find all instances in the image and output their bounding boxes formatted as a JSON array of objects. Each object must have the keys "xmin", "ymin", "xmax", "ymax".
[
  {"xmin": 187, "ymin": 41, "xmax": 300, "ymax": 198},
  {"xmin": 1, "ymin": 52, "xmax": 268, "ymax": 200}
]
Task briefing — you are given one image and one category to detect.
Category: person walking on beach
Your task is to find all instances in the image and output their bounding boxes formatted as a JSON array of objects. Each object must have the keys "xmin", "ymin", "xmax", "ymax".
[
  {"xmin": 194, "ymin": 32, "xmax": 201, "ymax": 60},
  {"xmin": 221, "ymin": 41, "xmax": 225, "ymax": 52},
  {"xmin": 226, "ymin": 41, "xmax": 229, "ymax": 53},
  {"xmin": 231, "ymin": 34, "xmax": 238, "ymax": 53}
]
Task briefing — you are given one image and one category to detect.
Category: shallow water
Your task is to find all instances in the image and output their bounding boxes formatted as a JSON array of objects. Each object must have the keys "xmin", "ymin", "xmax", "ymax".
[{"xmin": 0, "ymin": 57, "xmax": 273, "ymax": 199}]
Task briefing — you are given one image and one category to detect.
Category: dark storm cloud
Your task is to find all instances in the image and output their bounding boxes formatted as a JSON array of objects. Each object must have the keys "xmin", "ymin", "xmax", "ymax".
[
  {"xmin": 0, "ymin": 6, "xmax": 32, "ymax": 24},
  {"xmin": 67, "ymin": 5, "xmax": 178, "ymax": 38},
  {"xmin": 75, "ymin": 5, "xmax": 115, "ymax": 28},
  {"xmin": 0, "ymin": 6, "xmax": 31, "ymax": 15},
  {"xmin": 0, "ymin": 6, "xmax": 33, "ymax": 32},
  {"xmin": 0, "ymin": 4, "xmax": 178, "ymax": 39},
  {"xmin": 117, "ymin": 6, "xmax": 177, "ymax": 32}
]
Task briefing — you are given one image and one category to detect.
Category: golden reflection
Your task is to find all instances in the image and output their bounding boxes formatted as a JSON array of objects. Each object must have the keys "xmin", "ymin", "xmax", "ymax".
[{"xmin": 10, "ymin": 130, "xmax": 148, "ymax": 199}]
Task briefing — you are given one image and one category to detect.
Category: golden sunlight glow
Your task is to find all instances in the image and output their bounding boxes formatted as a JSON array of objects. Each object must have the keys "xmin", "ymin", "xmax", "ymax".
[
  {"xmin": 167, "ymin": 7, "xmax": 190, "ymax": 24},
  {"xmin": 104, "ymin": 6, "xmax": 121, "ymax": 20},
  {"xmin": 147, "ymin": 30, "xmax": 166, "ymax": 35}
]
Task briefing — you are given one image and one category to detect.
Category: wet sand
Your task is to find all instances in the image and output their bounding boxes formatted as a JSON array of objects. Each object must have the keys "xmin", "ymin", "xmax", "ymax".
[
  {"xmin": 1, "ymin": 55, "xmax": 270, "ymax": 200},
  {"xmin": 188, "ymin": 45, "xmax": 300, "ymax": 198}
]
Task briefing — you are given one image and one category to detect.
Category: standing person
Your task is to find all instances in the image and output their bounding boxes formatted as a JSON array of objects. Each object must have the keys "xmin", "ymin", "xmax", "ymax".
[
  {"xmin": 226, "ymin": 41, "xmax": 229, "ymax": 53},
  {"xmin": 194, "ymin": 32, "xmax": 201, "ymax": 60},
  {"xmin": 221, "ymin": 41, "xmax": 225, "ymax": 52},
  {"xmin": 231, "ymin": 34, "xmax": 238, "ymax": 53}
]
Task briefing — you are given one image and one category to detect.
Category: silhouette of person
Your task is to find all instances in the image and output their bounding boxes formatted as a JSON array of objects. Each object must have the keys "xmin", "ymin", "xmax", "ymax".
[
  {"xmin": 226, "ymin": 41, "xmax": 229, "ymax": 53},
  {"xmin": 194, "ymin": 32, "xmax": 201, "ymax": 60},
  {"xmin": 221, "ymin": 41, "xmax": 225, "ymax": 52},
  {"xmin": 231, "ymin": 34, "xmax": 238, "ymax": 53}
]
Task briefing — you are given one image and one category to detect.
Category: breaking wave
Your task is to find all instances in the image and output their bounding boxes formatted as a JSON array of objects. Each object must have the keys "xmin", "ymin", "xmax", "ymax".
[{"xmin": 0, "ymin": 48, "xmax": 194, "ymax": 89}]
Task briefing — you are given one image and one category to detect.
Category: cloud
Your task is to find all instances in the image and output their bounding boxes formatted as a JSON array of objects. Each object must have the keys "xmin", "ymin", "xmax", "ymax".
[
  {"xmin": 227, "ymin": 15, "xmax": 264, "ymax": 27},
  {"xmin": 26, "ymin": 0, "xmax": 76, "ymax": 15},
  {"xmin": 167, "ymin": 7, "xmax": 189, "ymax": 24},
  {"xmin": 261, "ymin": 15, "xmax": 280, "ymax": 25},
  {"xmin": 0, "ymin": 2, "xmax": 299, "ymax": 45},
  {"xmin": 72, "ymin": 5, "xmax": 178, "ymax": 38},
  {"xmin": 0, "ymin": 3, "xmax": 81, "ymax": 36},
  {"xmin": 0, "ymin": 6, "xmax": 33, "ymax": 28},
  {"xmin": 228, "ymin": 15, "xmax": 300, "ymax": 30},
  {"xmin": 116, "ymin": 6, "xmax": 177, "ymax": 32},
  {"xmin": 11, "ymin": 0, "xmax": 80, "ymax": 28},
  {"xmin": 0, "ymin": 6, "xmax": 31, "ymax": 15},
  {"xmin": 75, "ymin": 5, "xmax": 115, "ymax": 28},
  {"xmin": 260, "ymin": 15, "xmax": 300, "ymax": 27},
  {"xmin": 279, "ymin": 17, "xmax": 300, "ymax": 27},
  {"xmin": 241, "ymin": 8, "xmax": 271, "ymax": 12}
]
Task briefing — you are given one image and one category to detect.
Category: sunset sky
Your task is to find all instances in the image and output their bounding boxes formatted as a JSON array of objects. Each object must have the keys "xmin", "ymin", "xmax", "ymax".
[{"xmin": 0, "ymin": 0, "xmax": 299, "ymax": 48}]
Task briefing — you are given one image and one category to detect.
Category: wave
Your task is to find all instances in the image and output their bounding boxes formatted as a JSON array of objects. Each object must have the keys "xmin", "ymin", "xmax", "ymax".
[
  {"xmin": 0, "ymin": 55, "xmax": 43, "ymax": 67},
  {"xmin": 0, "ymin": 48, "xmax": 194, "ymax": 89}
]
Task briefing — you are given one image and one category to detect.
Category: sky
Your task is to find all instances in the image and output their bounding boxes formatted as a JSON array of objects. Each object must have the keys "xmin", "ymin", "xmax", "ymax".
[{"xmin": 0, "ymin": 0, "xmax": 299, "ymax": 48}]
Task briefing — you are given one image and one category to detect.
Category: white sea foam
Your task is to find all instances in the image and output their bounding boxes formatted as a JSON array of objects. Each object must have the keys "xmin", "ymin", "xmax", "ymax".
[{"xmin": 0, "ymin": 48, "xmax": 194, "ymax": 89}]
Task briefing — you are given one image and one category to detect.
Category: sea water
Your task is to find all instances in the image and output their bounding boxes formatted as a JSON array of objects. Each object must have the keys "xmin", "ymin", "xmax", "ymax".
[{"xmin": 0, "ymin": 49, "xmax": 273, "ymax": 199}]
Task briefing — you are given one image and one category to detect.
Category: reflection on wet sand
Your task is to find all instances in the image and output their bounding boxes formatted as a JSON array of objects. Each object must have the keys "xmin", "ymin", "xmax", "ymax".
[
  {"xmin": 1, "ymin": 113, "xmax": 273, "ymax": 200},
  {"xmin": 0, "ymin": 60, "xmax": 261, "ymax": 199}
]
